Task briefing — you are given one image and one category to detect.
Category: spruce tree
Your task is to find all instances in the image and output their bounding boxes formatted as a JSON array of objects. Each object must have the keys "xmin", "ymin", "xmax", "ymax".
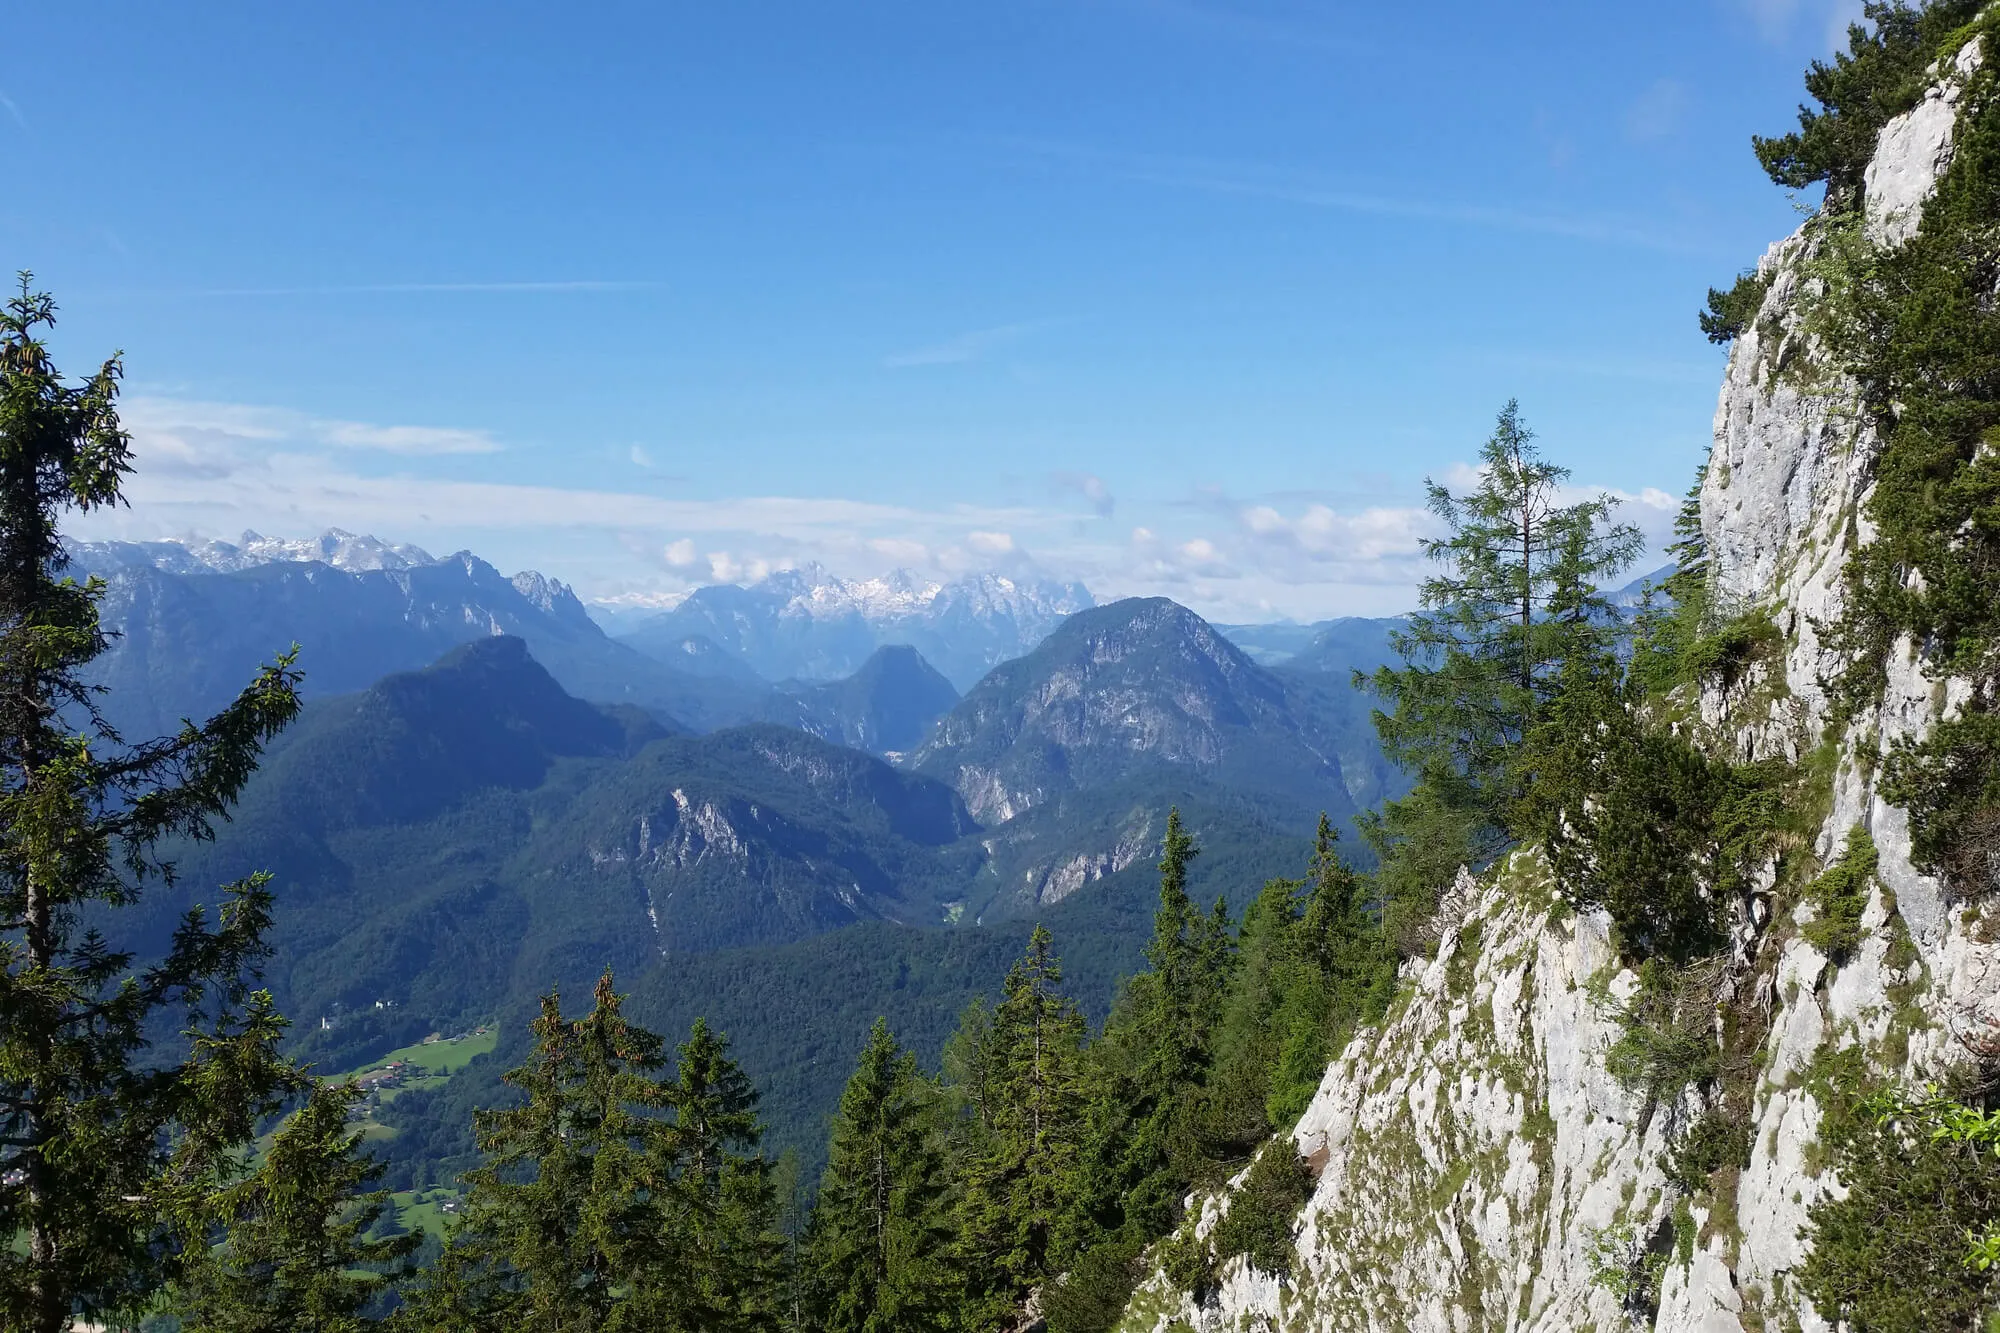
[
  {"xmin": 1269, "ymin": 816, "xmax": 1388, "ymax": 1122},
  {"xmin": 658, "ymin": 1017, "xmax": 783, "ymax": 1331},
  {"xmin": 957, "ymin": 925, "xmax": 1087, "ymax": 1316},
  {"xmin": 171, "ymin": 1080, "xmax": 419, "ymax": 1331},
  {"xmin": 429, "ymin": 971, "xmax": 684, "ymax": 1332},
  {"xmin": 1059, "ymin": 811, "xmax": 1229, "ymax": 1254},
  {"xmin": 807, "ymin": 1018, "xmax": 955, "ymax": 1333},
  {"xmin": 1360, "ymin": 400, "xmax": 1640, "ymax": 944},
  {"xmin": 0, "ymin": 278, "xmax": 305, "ymax": 1333}
]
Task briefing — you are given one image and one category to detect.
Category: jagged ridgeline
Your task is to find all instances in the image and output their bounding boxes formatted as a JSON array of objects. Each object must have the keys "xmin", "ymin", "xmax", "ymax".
[{"xmin": 1117, "ymin": 5, "xmax": 2000, "ymax": 1330}]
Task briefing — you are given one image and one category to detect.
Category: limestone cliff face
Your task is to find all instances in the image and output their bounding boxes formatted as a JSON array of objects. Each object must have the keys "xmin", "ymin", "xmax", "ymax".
[{"xmin": 1120, "ymin": 35, "xmax": 2000, "ymax": 1333}]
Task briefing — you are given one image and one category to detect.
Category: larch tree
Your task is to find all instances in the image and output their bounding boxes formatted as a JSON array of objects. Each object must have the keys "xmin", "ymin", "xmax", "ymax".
[
  {"xmin": 1360, "ymin": 400, "xmax": 1640, "ymax": 945},
  {"xmin": 0, "ymin": 277, "xmax": 304, "ymax": 1333}
]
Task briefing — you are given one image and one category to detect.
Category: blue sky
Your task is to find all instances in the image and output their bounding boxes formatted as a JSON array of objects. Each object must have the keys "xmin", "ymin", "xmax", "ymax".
[{"xmin": 9, "ymin": 0, "xmax": 1858, "ymax": 619}]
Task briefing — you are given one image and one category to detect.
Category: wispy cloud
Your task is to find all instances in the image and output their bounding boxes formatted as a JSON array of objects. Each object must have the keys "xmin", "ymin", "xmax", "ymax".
[
  {"xmin": 174, "ymin": 280, "xmax": 661, "ymax": 298},
  {"xmin": 0, "ymin": 91, "xmax": 26, "ymax": 132},
  {"xmin": 884, "ymin": 319, "xmax": 1058, "ymax": 368},
  {"xmin": 87, "ymin": 394, "xmax": 1689, "ymax": 624},
  {"xmin": 123, "ymin": 397, "xmax": 502, "ymax": 456},
  {"xmin": 1052, "ymin": 470, "xmax": 1116, "ymax": 517},
  {"xmin": 1738, "ymin": 0, "xmax": 1865, "ymax": 48},
  {"xmin": 1624, "ymin": 79, "xmax": 1688, "ymax": 143},
  {"xmin": 994, "ymin": 139, "xmax": 1724, "ymax": 255}
]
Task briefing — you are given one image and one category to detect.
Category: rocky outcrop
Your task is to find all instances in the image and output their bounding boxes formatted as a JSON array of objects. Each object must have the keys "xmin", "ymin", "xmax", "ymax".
[{"xmin": 1121, "ymin": 31, "xmax": 2000, "ymax": 1333}]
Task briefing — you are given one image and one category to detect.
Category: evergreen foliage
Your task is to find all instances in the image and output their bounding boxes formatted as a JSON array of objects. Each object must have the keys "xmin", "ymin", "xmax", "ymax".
[
  {"xmin": 1801, "ymin": 1076, "xmax": 2000, "ymax": 1330},
  {"xmin": 1802, "ymin": 825, "xmax": 1879, "ymax": 962},
  {"xmin": 1775, "ymin": 6, "xmax": 2000, "ymax": 896},
  {"xmin": 1360, "ymin": 400, "xmax": 1641, "ymax": 949},
  {"xmin": 1752, "ymin": 0, "xmax": 1985, "ymax": 207},
  {"xmin": 661, "ymin": 1019, "xmax": 785, "ymax": 1331},
  {"xmin": 0, "ymin": 277, "xmax": 305, "ymax": 1333},
  {"xmin": 805, "ymin": 1018, "xmax": 957, "ymax": 1332},
  {"xmin": 170, "ymin": 1081, "xmax": 418, "ymax": 1331},
  {"xmin": 954, "ymin": 925, "xmax": 1088, "ymax": 1321},
  {"xmin": 407, "ymin": 972, "xmax": 702, "ymax": 1332},
  {"xmin": 1699, "ymin": 269, "xmax": 1773, "ymax": 344}
]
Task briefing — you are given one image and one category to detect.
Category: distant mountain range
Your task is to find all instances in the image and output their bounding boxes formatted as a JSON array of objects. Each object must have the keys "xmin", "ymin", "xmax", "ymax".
[
  {"xmin": 613, "ymin": 562, "xmax": 1093, "ymax": 690},
  {"xmin": 77, "ymin": 526, "xmax": 1667, "ymax": 1178}
]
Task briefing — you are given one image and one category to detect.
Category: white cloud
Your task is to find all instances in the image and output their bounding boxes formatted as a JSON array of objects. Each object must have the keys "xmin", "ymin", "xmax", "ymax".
[
  {"xmin": 706, "ymin": 551, "xmax": 776, "ymax": 584},
  {"xmin": 1052, "ymin": 470, "xmax": 1116, "ymax": 517},
  {"xmin": 316, "ymin": 421, "xmax": 500, "ymax": 454},
  {"xmin": 91, "ymin": 393, "xmax": 1686, "ymax": 625},
  {"xmin": 630, "ymin": 444, "xmax": 656, "ymax": 469},
  {"xmin": 1738, "ymin": 0, "xmax": 1864, "ymax": 47},
  {"xmin": 123, "ymin": 397, "xmax": 501, "ymax": 455},
  {"xmin": 868, "ymin": 537, "xmax": 931, "ymax": 564}
]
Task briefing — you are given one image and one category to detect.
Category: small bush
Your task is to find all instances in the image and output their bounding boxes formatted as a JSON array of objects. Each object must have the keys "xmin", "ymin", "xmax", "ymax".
[
  {"xmin": 1881, "ymin": 711, "xmax": 2000, "ymax": 896},
  {"xmin": 1042, "ymin": 1233, "xmax": 1145, "ymax": 1333},
  {"xmin": 1801, "ymin": 1076, "xmax": 2000, "ymax": 1331},
  {"xmin": 1207, "ymin": 1143, "xmax": 1314, "ymax": 1280},
  {"xmin": 1604, "ymin": 961, "xmax": 1720, "ymax": 1104},
  {"xmin": 1586, "ymin": 1220, "xmax": 1668, "ymax": 1322},
  {"xmin": 1802, "ymin": 825, "xmax": 1880, "ymax": 962},
  {"xmin": 1680, "ymin": 608, "xmax": 1784, "ymax": 693},
  {"xmin": 1665, "ymin": 1110, "xmax": 1751, "ymax": 1194}
]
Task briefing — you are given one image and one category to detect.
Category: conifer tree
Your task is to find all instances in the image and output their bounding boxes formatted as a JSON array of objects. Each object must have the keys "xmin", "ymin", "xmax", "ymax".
[
  {"xmin": 426, "ymin": 971, "xmax": 684, "ymax": 1332},
  {"xmin": 0, "ymin": 278, "xmax": 305, "ymax": 1333},
  {"xmin": 171, "ymin": 1080, "xmax": 419, "ymax": 1331},
  {"xmin": 1270, "ymin": 818, "xmax": 1390, "ymax": 1121},
  {"xmin": 1059, "ymin": 811, "xmax": 1229, "ymax": 1252},
  {"xmin": 1360, "ymin": 401, "xmax": 1640, "ymax": 944},
  {"xmin": 807, "ymin": 1018, "xmax": 955, "ymax": 1333},
  {"xmin": 957, "ymin": 925, "xmax": 1087, "ymax": 1316},
  {"xmin": 659, "ymin": 1017, "xmax": 783, "ymax": 1331}
]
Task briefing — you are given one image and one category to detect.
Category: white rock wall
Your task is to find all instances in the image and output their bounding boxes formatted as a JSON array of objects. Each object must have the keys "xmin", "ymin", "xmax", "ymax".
[{"xmin": 1120, "ymin": 32, "xmax": 2000, "ymax": 1333}]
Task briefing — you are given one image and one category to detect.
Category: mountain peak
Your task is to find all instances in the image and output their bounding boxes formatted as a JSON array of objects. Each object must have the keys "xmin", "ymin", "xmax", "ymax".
[
  {"xmin": 911, "ymin": 594, "xmax": 1342, "ymax": 825},
  {"xmin": 623, "ymin": 565, "xmax": 1097, "ymax": 690}
]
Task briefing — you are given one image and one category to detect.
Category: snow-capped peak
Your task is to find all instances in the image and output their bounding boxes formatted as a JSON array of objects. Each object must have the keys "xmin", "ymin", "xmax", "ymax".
[{"xmin": 72, "ymin": 529, "xmax": 437, "ymax": 576}]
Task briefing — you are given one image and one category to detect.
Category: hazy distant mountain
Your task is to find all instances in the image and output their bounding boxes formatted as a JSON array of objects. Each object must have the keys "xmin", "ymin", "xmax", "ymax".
[
  {"xmin": 71, "ymin": 536, "xmax": 775, "ymax": 736},
  {"xmin": 75, "ymin": 527, "xmax": 436, "ymax": 576},
  {"xmin": 776, "ymin": 645, "xmax": 959, "ymax": 755},
  {"xmin": 617, "ymin": 562, "xmax": 1094, "ymax": 690}
]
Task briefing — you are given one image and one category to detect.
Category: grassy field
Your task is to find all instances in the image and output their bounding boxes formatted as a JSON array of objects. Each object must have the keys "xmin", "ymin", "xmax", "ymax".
[
  {"xmin": 386, "ymin": 1186, "xmax": 464, "ymax": 1238},
  {"xmin": 335, "ymin": 1026, "xmax": 498, "ymax": 1082},
  {"xmin": 330, "ymin": 1025, "xmax": 497, "ymax": 1144}
]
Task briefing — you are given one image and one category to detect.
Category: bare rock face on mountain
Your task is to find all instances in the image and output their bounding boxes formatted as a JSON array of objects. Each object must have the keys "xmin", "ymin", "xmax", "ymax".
[
  {"xmin": 1120, "ymin": 31, "xmax": 2000, "ymax": 1333},
  {"xmin": 910, "ymin": 597, "xmax": 1350, "ymax": 826}
]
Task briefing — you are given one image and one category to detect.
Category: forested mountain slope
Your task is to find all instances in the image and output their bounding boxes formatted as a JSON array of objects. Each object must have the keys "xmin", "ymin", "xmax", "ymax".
[
  {"xmin": 130, "ymin": 638, "xmax": 984, "ymax": 1074},
  {"xmin": 1123, "ymin": 16, "xmax": 2000, "ymax": 1330}
]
